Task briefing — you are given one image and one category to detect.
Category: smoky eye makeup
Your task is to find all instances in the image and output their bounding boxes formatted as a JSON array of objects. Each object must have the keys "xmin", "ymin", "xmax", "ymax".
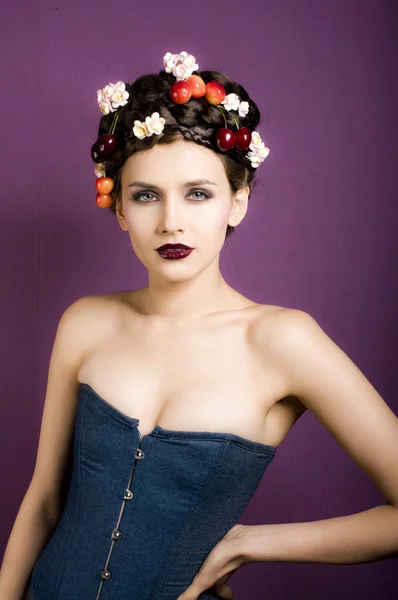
[{"xmin": 130, "ymin": 189, "xmax": 213, "ymax": 202}]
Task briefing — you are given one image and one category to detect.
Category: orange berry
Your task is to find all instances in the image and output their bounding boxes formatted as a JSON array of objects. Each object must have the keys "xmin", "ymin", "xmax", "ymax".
[
  {"xmin": 95, "ymin": 177, "xmax": 114, "ymax": 195},
  {"xmin": 96, "ymin": 192, "xmax": 113, "ymax": 208}
]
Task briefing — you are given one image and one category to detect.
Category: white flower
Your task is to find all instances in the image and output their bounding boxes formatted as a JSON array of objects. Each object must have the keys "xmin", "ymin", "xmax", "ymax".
[
  {"xmin": 133, "ymin": 112, "xmax": 166, "ymax": 139},
  {"xmin": 109, "ymin": 81, "xmax": 129, "ymax": 110},
  {"xmin": 163, "ymin": 52, "xmax": 178, "ymax": 72},
  {"xmin": 238, "ymin": 101, "xmax": 249, "ymax": 117},
  {"xmin": 133, "ymin": 120, "xmax": 149, "ymax": 139},
  {"xmin": 97, "ymin": 81, "xmax": 129, "ymax": 113},
  {"xmin": 245, "ymin": 131, "xmax": 270, "ymax": 167},
  {"xmin": 162, "ymin": 50, "xmax": 199, "ymax": 80},
  {"xmin": 257, "ymin": 146, "xmax": 270, "ymax": 159},
  {"xmin": 145, "ymin": 111, "xmax": 166, "ymax": 135},
  {"xmin": 221, "ymin": 93, "xmax": 240, "ymax": 111},
  {"xmin": 221, "ymin": 94, "xmax": 250, "ymax": 118},
  {"xmin": 249, "ymin": 131, "xmax": 264, "ymax": 150},
  {"xmin": 98, "ymin": 100, "xmax": 112, "ymax": 115},
  {"xmin": 246, "ymin": 151, "xmax": 262, "ymax": 168},
  {"xmin": 94, "ymin": 162, "xmax": 106, "ymax": 178},
  {"xmin": 97, "ymin": 89, "xmax": 112, "ymax": 114},
  {"xmin": 102, "ymin": 85, "xmax": 114, "ymax": 100},
  {"xmin": 175, "ymin": 63, "xmax": 189, "ymax": 80},
  {"xmin": 181, "ymin": 52, "xmax": 197, "ymax": 70}
]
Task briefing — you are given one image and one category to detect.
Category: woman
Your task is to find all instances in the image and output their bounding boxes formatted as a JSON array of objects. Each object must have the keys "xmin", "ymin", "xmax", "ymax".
[{"xmin": 1, "ymin": 50, "xmax": 397, "ymax": 600}]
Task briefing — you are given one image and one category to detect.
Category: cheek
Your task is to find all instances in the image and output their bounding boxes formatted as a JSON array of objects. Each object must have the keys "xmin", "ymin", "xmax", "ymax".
[
  {"xmin": 123, "ymin": 216, "xmax": 152, "ymax": 253},
  {"xmin": 204, "ymin": 202, "xmax": 232, "ymax": 231},
  {"xmin": 193, "ymin": 200, "xmax": 231, "ymax": 227},
  {"xmin": 124, "ymin": 209, "xmax": 152, "ymax": 236}
]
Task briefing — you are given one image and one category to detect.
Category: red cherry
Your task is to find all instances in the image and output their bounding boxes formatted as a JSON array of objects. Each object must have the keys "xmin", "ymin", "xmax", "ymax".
[
  {"xmin": 215, "ymin": 128, "xmax": 236, "ymax": 152},
  {"xmin": 91, "ymin": 141, "xmax": 106, "ymax": 163},
  {"xmin": 96, "ymin": 192, "xmax": 113, "ymax": 208},
  {"xmin": 186, "ymin": 75, "xmax": 206, "ymax": 98},
  {"xmin": 169, "ymin": 80, "xmax": 192, "ymax": 104},
  {"xmin": 234, "ymin": 127, "xmax": 252, "ymax": 150},
  {"xmin": 95, "ymin": 177, "xmax": 114, "ymax": 195},
  {"xmin": 97, "ymin": 134, "xmax": 119, "ymax": 155},
  {"xmin": 205, "ymin": 80, "xmax": 226, "ymax": 105}
]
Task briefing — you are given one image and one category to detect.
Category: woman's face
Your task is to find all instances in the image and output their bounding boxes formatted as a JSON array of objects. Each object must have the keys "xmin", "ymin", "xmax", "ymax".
[{"xmin": 116, "ymin": 138, "xmax": 249, "ymax": 279}]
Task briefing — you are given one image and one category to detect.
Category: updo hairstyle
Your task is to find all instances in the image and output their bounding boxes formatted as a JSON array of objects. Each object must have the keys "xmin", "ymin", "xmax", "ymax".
[{"xmin": 96, "ymin": 69, "xmax": 262, "ymax": 239}]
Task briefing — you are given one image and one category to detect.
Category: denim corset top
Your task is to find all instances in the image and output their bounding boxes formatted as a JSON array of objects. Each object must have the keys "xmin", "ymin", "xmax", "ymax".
[{"xmin": 31, "ymin": 382, "xmax": 277, "ymax": 600}]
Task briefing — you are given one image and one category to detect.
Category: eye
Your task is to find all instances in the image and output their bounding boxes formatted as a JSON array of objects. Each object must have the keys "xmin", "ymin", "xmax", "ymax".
[
  {"xmin": 131, "ymin": 189, "xmax": 211, "ymax": 203},
  {"xmin": 132, "ymin": 191, "xmax": 157, "ymax": 203},
  {"xmin": 189, "ymin": 190, "xmax": 211, "ymax": 201}
]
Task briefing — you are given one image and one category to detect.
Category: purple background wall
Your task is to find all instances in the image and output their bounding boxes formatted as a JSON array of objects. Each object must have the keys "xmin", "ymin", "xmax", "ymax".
[{"xmin": 1, "ymin": 0, "xmax": 397, "ymax": 597}]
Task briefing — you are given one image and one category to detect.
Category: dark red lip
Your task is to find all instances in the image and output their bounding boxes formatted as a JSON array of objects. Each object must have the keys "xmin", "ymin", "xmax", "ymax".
[
  {"xmin": 156, "ymin": 243, "xmax": 193, "ymax": 250},
  {"xmin": 156, "ymin": 246, "xmax": 194, "ymax": 260}
]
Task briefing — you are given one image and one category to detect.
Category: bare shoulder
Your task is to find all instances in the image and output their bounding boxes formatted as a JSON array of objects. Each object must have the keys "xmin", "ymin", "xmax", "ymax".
[
  {"xmin": 250, "ymin": 304, "xmax": 313, "ymax": 347},
  {"xmin": 62, "ymin": 292, "xmax": 123, "ymax": 364},
  {"xmin": 251, "ymin": 305, "xmax": 316, "ymax": 415},
  {"xmin": 251, "ymin": 305, "xmax": 325, "ymax": 374}
]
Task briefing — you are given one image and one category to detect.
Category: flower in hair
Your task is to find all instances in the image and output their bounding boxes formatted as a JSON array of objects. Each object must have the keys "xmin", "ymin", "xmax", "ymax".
[
  {"xmin": 163, "ymin": 51, "xmax": 199, "ymax": 81},
  {"xmin": 133, "ymin": 112, "xmax": 166, "ymax": 139},
  {"xmin": 238, "ymin": 101, "xmax": 249, "ymax": 117},
  {"xmin": 94, "ymin": 162, "xmax": 106, "ymax": 178},
  {"xmin": 221, "ymin": 93, "xmax": 250, "ymax": 118},
  {"xmin": 132, "ymin": 120, "xmax": 148, "ymax": 140},
  {"xmin": 97, "ymin": 81, "xmax": 129, "ymax": 115},
  {"xmin": 246, "ymin": 131, "xmax": 270, "ymax": 168},
  {"xmin": 221, "ymin": 93, "xmax": 239, "ymax": 111}
]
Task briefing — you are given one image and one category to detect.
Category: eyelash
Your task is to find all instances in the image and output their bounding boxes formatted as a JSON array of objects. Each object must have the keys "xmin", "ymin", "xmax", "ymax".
[{"xmin": 131, "ymin": 189, "xmax": 212, "ymax": 203}]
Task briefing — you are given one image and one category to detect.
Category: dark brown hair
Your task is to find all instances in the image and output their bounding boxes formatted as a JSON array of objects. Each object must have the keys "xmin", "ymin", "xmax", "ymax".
[{"xmin": 95, "ymin": 69, "xmax": 262, "ymax": 239}]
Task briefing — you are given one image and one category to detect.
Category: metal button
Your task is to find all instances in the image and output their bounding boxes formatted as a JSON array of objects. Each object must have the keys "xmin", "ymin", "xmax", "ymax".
[
  {"xmin": 135, "ymin": 448, "xmax": 144, "ymax": 459},
  {"xmin": 112, "ymin": 528, "xmax": 123, "ymax": 540},
  {"xmin": 124, "ymin": 489, "xmax": 133, "ymax": 500},
  {"xmin": 101, "ymin": 568, "xmax": 112, "ymax": 580}
]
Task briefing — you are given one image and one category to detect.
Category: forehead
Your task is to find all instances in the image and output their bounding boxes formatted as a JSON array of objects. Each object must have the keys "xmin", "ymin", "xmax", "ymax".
[{"xmin": 122, "ymin": 139, "xmax": 225, "ymax": 184}]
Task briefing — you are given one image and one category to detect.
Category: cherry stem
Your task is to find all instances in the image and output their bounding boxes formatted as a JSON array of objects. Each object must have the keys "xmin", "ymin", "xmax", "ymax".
[
  {"xmin": 109, "ymin": 111, "xmax": 120, "ymax": 134},
  {"xmin": 228, "ymin": 110, "xmax": 240, "ymax": 129},
  {"xmin": 216, "ymin": 105, "xmax": 227, "ymax": 128},
  {"xmin": 217, "ymin": 104, "xmax": 240, "ymax": 130}
]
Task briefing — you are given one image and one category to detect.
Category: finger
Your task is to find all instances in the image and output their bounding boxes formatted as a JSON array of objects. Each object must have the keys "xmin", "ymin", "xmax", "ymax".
[
  {"xmin": 177, "ymin": 574, "xmax": 212, "ymax": 599},
  {"xmin": 213, "ymin": 582, "xmax": 234, "ymax": 599}
]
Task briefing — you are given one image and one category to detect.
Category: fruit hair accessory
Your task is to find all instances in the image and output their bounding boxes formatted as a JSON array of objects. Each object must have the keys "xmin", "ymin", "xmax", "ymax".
[
  {"xmin": 92, "ymin": 110, "xmax": 167, "ymax": 208},
  {"xmin": 91, "ymin": 51, "xmax": 270, "ymax": 208},
  {"xmin": 91, "ymin": 82, "xmax": 130, "ymax": 207},
  {"xmin": 164, "ymin": 51, "xmax": 270, "ymax": 169}
]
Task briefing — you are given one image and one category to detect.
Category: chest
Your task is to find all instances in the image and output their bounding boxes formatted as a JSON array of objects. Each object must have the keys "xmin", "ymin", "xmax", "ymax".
[{"xmin": 77, "ymin": 318, "xmax": 288, "ymax": 444}]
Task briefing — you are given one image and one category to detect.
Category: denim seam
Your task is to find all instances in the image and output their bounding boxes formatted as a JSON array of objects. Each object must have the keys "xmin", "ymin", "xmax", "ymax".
[
  {"xmin": 153, "ymin": 429, "xmax": 276, "ymax": 455},
  {"xmin": 31, "ymin": 519, "xmax": 58, "ymax": 596},
  {"xmin": 147, "ymin": 441, "xmax": 229, "ymax": 600},
  {"xmin": 30, "ymin": 414, "xmax": 87, "ymax": 597},
  {"xmin": 155, "ymin": 433, "xmax": 275, "ymax": 456},
  {"xmin": 84, "ymin": 386, "xmax": 137, "ymax": 429}
]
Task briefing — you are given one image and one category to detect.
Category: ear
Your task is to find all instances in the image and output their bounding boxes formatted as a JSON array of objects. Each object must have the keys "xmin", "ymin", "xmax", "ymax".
[
  {"xmin": 115, "ymin": 198, "xmax": 128, "ymax": 231},
  {"xmin": 228, "ymin": 185, "xmax": 250, "ymax": 227}
]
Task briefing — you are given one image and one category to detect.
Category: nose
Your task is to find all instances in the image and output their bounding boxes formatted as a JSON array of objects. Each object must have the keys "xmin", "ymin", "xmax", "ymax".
[{"xmin": 158, "ymin": 196, "xmax": 186, "ymax": 235}]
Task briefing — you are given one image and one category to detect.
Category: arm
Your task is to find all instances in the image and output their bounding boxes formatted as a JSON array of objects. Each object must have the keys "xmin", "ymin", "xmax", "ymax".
[
  {"xmin": 0, "ymin": 297, "xmax": 90, "ymax": 600},
  {"xmin": 242, "ymin": 310, "xmax": 398, "ymax": 565},
  {"xmin": 0, "ymin": 491, "xmax": 62, "ymax": 600}
]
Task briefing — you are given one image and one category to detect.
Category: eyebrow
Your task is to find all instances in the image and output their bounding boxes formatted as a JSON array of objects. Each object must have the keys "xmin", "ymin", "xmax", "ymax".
[{"xmin": 127, "ymin": 179, "xmax": 218, "ymax": 189}]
